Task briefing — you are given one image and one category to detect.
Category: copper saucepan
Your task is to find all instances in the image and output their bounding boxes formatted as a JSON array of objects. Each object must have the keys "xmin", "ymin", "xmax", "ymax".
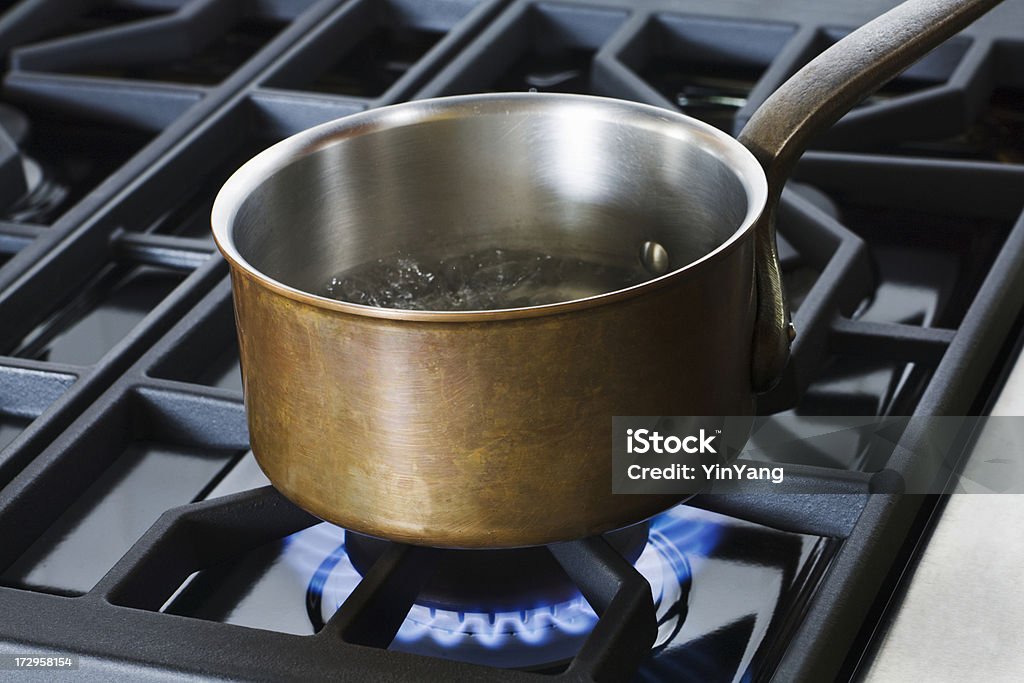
[{"xmin": 212, "ymin": 0, "xmax": 1000, "ymax": 548}]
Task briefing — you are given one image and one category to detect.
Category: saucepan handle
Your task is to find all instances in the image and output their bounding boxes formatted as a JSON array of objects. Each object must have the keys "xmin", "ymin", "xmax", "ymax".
[{"xmin": 739, "ymin": 0, "xmax": 1002, "ymax": 392}]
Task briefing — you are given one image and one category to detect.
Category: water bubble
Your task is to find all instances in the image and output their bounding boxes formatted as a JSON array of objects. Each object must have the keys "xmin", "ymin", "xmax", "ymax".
[{"xmin": 323, "ymin": 248, "xmax": 652, "ymax": 311}]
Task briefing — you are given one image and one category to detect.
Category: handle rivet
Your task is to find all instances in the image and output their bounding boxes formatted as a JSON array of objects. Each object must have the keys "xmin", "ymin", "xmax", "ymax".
[{"xmin": 639, "ymin": 241, "xmax": 669, "ymax": 276}]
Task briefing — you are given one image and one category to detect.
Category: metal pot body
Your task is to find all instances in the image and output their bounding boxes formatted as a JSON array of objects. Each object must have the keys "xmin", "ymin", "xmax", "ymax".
[
  {"xmin": 214, "ymin": 0, "xmax": 1004, "ymax": 548},
  {"xmin": 213, "ymin": 94, "xmax": 768, "ymax": 548}
]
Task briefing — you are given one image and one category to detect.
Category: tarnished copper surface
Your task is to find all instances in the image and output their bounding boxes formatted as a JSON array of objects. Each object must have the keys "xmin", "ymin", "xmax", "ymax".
[
  {"xmin": 214, "ymin": 0, "xmax": 1001, "ymax": 548},
  {"xmin": 229, "ymin": 240, "xmax": 755, "ymax": 548}
]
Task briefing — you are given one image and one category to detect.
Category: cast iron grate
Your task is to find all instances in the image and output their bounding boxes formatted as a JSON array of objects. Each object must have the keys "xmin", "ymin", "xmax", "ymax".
[
  {"xmin": 0, "ymin": 0, "xmax": 1022, "ymax": 681},
  {"xmin": 260, "ymin": 0, "xmax": 510, "ymax": 108},
  {"xmin": 2, "ymin": 0, "xmax": 312, "ymax": 85},
  {"xmin": 0, "ymin": 0, "xmax": 348, "ymax": 486}
]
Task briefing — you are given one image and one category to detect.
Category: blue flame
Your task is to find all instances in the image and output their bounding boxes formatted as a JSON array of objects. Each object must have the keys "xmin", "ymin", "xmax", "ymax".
[
  {"xmin": 399, "ymin": 602, "xmax": 596, "ymax": 647},
  {"xmin": 285, "ymin": 505, "xmax": 723, "ymax": 669}
]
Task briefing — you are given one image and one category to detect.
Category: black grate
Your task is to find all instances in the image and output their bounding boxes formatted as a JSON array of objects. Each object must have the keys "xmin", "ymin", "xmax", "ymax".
[{"xmin": 0, "ymin": 0, "xmax": 1022, "ymax": 681}]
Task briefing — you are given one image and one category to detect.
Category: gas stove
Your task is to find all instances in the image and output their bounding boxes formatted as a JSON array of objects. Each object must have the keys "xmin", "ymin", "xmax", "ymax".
[{"xmin": 0, "ymin": 1, "xmax": 1022, "ymax": 681}]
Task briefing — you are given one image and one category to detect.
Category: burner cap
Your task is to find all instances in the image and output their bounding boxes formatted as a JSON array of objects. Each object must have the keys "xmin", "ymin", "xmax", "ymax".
[
  {"xmin": 0, "ymin": 134, "xmax": 27, "ymax": 211},
  {"xmin": 0, "ymin": 103, "xmax": 29, "ymax": 145},
  {"xmin": 0, "ymin": 104, "xmax": 31, "ymax": 212}
]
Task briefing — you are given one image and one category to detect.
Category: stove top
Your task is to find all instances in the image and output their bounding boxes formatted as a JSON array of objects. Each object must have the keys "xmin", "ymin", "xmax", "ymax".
[{"xmin": 0, "ymin": 0, "xmax": 1022, "ymax": 681}]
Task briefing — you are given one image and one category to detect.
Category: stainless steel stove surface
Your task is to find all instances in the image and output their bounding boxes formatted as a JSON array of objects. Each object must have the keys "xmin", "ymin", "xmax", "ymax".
[{"xmin": 0, "ymin": 1, "xmax": 1021, "ymax": 681}]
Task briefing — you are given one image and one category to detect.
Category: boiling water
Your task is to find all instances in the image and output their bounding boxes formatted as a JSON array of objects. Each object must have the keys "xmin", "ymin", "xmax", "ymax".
[{"xmin": 323, "ymin": 248, "xmax": 653, "ymax": 311}]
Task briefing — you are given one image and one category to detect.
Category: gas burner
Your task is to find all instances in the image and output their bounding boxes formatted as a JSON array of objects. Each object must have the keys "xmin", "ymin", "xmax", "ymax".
[
  {"xmin": 493, "ymin": 49, "xmax": 594, "ymax": 94},
  {"xmin": 291, "ymin": 510, "xmax": 721, "ymax": 671},
  {"xmin": 3, "ymin": 157, "xmax": 70, "ymax": 224},
  {"xmin": 0, "ymin": 103, "xmax": 69, "ymax": 224},
  {"xmin": 342, "ymin": 524, "xmax": 649, "ymax": 612},
  {"xmin": 886, "ymin": 87, "xmax": 1024, "ymax": 161},
  {"xmin": 0, "ymin": 102, "xmax": 28, "ymax": 142},
  {"xmin": 664, "ymin": 73, "xmax": 753, "ymax": 131}
]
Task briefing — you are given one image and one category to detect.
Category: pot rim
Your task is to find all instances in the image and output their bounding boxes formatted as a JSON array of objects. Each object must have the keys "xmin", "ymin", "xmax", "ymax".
[{"xmin": 211, "ymin": 92, "xmax": 769, "ymax": 322}]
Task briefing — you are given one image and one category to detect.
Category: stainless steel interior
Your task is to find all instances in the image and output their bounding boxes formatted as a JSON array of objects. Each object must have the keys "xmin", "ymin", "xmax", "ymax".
[{"xmin": 220, "ymin": 93, "xmax": 760, "ymax": 304}]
